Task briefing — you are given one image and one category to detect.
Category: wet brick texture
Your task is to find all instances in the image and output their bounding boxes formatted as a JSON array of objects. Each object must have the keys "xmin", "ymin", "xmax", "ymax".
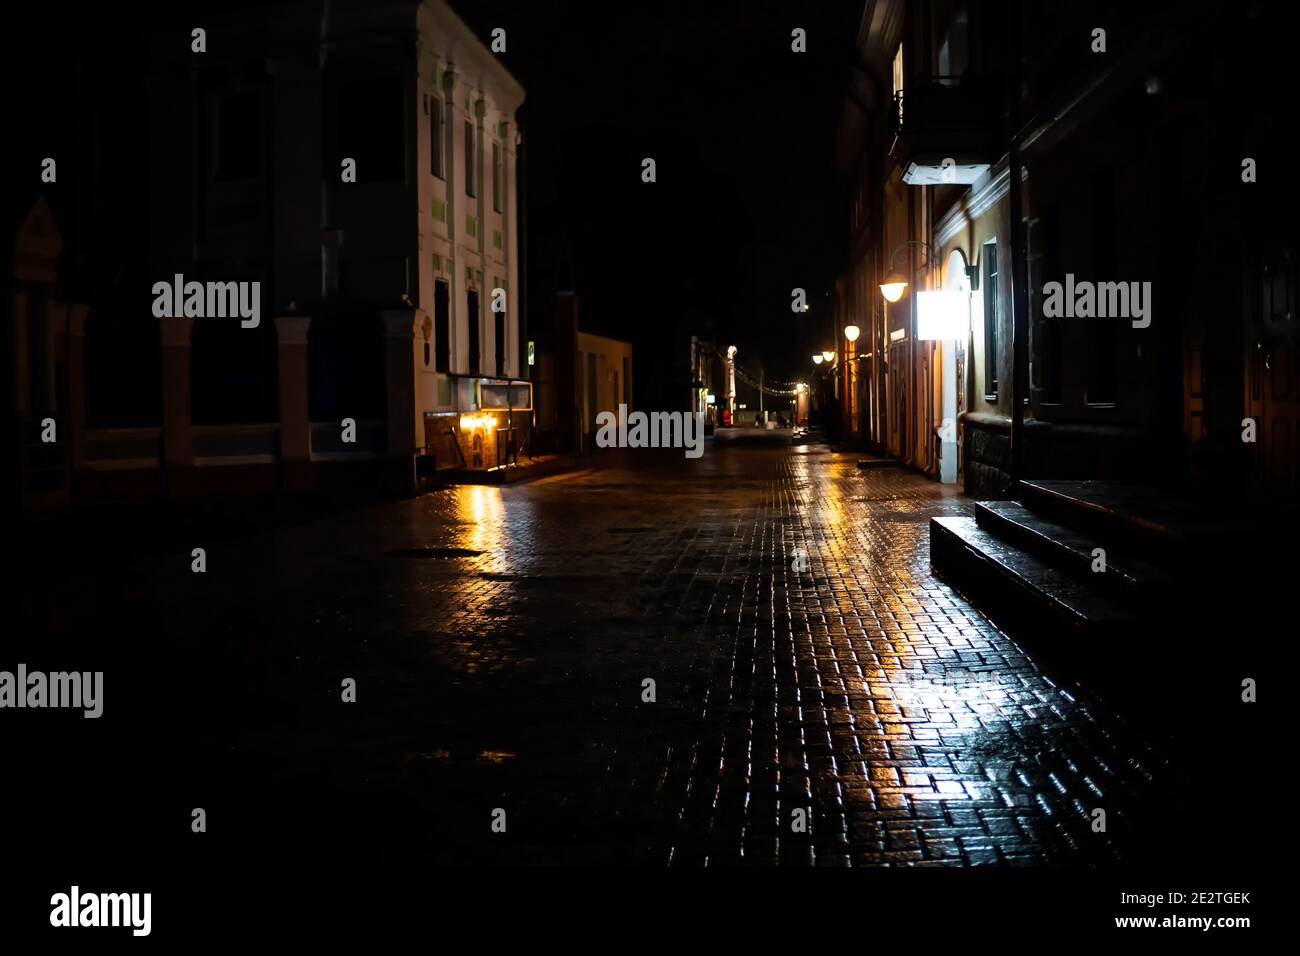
[
  {"xmin": 10, "ymin": 432, "xmax": 1191, "ymax": 871},
  {"xmin": 163, "ymin": 434, "xmax": 1178, "ymax": 866}
]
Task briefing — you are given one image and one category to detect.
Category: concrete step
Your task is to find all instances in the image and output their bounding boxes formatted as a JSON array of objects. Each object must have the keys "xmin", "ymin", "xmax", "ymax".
[
  {"xmin": 930, "ymin": 516, "xmax": 1135, "ymax": 641},
  {"xmin": 975, "ymin": 500, "xmax": 1174, "ymax": 607}
]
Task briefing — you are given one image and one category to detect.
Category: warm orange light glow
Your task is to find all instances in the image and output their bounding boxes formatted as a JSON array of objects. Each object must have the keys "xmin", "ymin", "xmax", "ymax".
[
  {"xmin": 459, "ymin": 413, "xmax": 499, "ymax": 433},
  {"xmin": 880, "ymin": 274, "xmax": 909, "ymax": 302}
]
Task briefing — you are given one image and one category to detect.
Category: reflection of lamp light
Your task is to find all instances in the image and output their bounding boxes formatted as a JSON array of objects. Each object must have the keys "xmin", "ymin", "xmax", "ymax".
[
  {"xmin": 844, "ymin": 325, "xmax": 860, "ymax": 343},
  {"xmin": 880, "ymin": 274, "xmax": 909, "ymax": 302},
  {"xmin": 916, "ymin": 290, "xmax": 970, "ymax": 340},
  {"xmin": 812, "ymin": 355, "xmax": 823, "ymax": 365},
  {"xmin": 822, "ymin": 350, "xmax": 835, "ymax": 362}
]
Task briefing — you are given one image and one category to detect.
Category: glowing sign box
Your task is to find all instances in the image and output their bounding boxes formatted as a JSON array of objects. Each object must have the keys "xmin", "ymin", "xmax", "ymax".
[{"xmin": 916, "ymin": 291, "xmax": 970, "ymax": 341}]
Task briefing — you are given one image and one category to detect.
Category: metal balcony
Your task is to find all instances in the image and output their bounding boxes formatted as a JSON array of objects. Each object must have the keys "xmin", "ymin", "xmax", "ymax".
[{"xmin": 889, "ymin": 77, "xmax": 1001, "ymax": 185}]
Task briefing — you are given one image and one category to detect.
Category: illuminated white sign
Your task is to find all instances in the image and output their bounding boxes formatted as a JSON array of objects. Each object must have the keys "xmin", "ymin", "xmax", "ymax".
[{"xmin": 916, "ymin": 290, "xmax": 970, "ymax": 341}]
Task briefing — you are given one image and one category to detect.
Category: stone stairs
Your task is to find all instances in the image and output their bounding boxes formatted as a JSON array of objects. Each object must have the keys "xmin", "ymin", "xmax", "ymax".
[{"xmin": 929, "ymin": 479, "xmax": 1280, "ymax": 710}]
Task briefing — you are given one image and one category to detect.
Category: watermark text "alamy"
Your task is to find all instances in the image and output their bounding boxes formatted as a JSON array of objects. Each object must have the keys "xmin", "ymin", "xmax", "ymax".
[
  {"xmin": 0, "ymin": 664, "xmax": 102, "ymax": 718},
  {"xmin": 596, "ymin": 404, "xmax": 705, "ymax": 459},
  {"xmin": 151, "ymin": 274, "xmax": 260, "ymax": 328},
  {"xmin": 1042, "ymin": 274, "xmax": 1151, "ymax": 328}
]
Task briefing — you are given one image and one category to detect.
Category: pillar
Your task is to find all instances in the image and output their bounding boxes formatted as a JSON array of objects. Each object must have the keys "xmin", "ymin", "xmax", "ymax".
[
  {"xmin": 276, "ymin": 315, "xmax": 313, "ymax": 492},
  {"xmin": 159, "ymin": 315, "xmax": 195, "ymax": 496},
  {"xmin": 67, "ymin": 304, "xmax": 90, "ymax": 471},
  {"xmin": 381, "ymin": 308, "xmax": 419, "ymax": 495}
]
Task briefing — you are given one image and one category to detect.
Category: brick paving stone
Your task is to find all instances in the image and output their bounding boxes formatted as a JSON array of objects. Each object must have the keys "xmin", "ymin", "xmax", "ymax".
[{"xmin": 20, "ymin": 433, "xmax": 1193, "ymax": 867}]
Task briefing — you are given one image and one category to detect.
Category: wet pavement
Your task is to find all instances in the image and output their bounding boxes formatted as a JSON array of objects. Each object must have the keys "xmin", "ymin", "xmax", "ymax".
[
  {"xmin": 14, "ymin": 427, "xmax": 1192, "ymax": 869},
  {"xmin": 148, "ymin": 427, "xmax": 1188, "ymax": 867}
]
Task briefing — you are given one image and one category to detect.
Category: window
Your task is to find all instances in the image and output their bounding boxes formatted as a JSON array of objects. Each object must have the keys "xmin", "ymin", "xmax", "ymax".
[
  {"xmin": 216, "ymin": 92, "xmax": 261, "ymax": 181},
  {"xmin": 465, "ymin": 121, "xmax": 477, "ymax": 197},
  {"xmin": 1086, "ymin": 169, "xmax": 1118, "ymax": 404},
  {"xmin": 934, "ymin": 1, "xmax": 970, "ymax": 86},
  {"xmin": 891, "ymin": 44, "xmax": 904, "ymax": 124},
  {"xmin": 434, "ymin": 279, "xmax": 450, "ymax": 373},
  {"xmin": 982, "ymin": 240, "xmax": 999, "ymax": 397},
  {"xmin": 430, "ymin": 96, "xmax": 443, "ymax": 179},
  {"xmin": 492, "ymin": 142, "xmax": 502, "ymax": 212},
  {"xmin": 1037, "ymin": 205, "xmax": 1064, "ymax": 404},
  {"xmin": 467, "ymin": 287, "xmax": 480, "ymax": 375}
]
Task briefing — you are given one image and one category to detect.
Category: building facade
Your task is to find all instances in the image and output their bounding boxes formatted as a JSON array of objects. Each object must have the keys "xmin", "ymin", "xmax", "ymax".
[
  {"xmin": 833, "ymin": 0, "xmax": 1297, "ymax": 495},
  {"xmin": 11, "ymin": 0, "xmax": 525, "ymax": 509}
]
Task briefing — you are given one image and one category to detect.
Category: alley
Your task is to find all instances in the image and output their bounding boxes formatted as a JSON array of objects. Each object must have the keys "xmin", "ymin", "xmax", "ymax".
[{"xmin": 148, "ymin": 429, "xmax": 1177, "ymax": 868}]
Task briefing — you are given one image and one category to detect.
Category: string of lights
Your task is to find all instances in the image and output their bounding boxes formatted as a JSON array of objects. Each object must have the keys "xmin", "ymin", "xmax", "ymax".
[
  {"xmin": 733, "ymin": 365, "xmax": 801, "ymax": 397},
  {"xmin": 697, "ymin": 341, "xmax": 805, "ymax": 396}
]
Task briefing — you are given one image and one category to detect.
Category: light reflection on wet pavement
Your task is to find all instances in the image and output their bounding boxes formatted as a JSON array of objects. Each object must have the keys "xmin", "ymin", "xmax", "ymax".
[{"xmin": 188, "ymin": 431, "xmax": 1175, "ymax": 865}]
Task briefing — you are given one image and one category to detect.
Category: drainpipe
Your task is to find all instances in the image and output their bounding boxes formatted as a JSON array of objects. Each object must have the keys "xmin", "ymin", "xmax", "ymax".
[
  {"xmin": 517, "ymin": 109, "xmax": 529, "ymax": 389},
  {"xmin": 1007, "ymin": 0, "xmax": 1029, "ymax": 493}
]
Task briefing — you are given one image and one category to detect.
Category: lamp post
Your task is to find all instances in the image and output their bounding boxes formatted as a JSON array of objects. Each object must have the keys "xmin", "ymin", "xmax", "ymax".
[{"xmin": 844, "ymin": 325, "xmax": 860, "ymax": 439}]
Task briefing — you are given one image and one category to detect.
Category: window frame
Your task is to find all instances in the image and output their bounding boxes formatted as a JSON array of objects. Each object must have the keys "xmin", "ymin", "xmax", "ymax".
[
  {"xmin": 492, "ymin": 141, "xmax": 503, "ymax": 213},
  {"xmin": 430, "ymin": 95, "xmax": 444, "ymax": 179},
  {"xmin": 982, "ymin": 239, "xmax": 999, "ymax": 399},
  {"xmin": 465, "ymin": 120, "xmax": 477, "ymax": 198}
]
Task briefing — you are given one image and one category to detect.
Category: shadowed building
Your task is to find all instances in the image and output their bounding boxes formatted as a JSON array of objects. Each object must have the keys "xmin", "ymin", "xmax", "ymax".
[
  {"xmin": 9, "ymin": 0, "xmax": 526, "ymax": 508},
  {"xmin": 834, "ymin": 0, "xmax": 1297, "ymax": 494}
]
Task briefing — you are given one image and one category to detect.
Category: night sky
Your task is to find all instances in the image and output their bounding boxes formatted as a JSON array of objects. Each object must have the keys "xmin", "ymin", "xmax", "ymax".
[
  {"xmin": 4, "ymin": 0, "xmax": 863, "ymax": 408},
  {"xmin": 454, "ymin": 0, "xmax": 864, "ymax": 398}
]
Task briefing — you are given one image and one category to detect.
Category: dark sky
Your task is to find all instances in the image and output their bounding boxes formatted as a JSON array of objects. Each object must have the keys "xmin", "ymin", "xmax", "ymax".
[
  {"xmin": 3, "ymin": 0, "xmax": 863, "ymax": 408},
  {"xmin": 454, "ymin": 0, "xmax": 864, "ymax": 394}
]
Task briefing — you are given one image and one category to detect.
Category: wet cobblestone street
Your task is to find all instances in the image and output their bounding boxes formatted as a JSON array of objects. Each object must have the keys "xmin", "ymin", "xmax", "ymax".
[{"xmin": 154, "ymin": 430, "xmax": 1182, "ymax": 867}]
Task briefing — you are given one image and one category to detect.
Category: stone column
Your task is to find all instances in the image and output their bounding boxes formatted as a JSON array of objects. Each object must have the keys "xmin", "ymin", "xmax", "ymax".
[
  {"xmin": 12, "ymin": 285, "xmax": 30, "ymax": 416},
  {"xmin": 159, "ymin": 315, "xmax": 195, "ymax": 496},
  {"xmin": 67, "ymin": 304, "xmax": 90, "ymax": 471},
  {"xmin": 276, "ymin": 315, "xmax": 313, "ymax": 492},
  {"xmin": 381, "ymin": 308, "xmax": 419, "ymax": 495}
]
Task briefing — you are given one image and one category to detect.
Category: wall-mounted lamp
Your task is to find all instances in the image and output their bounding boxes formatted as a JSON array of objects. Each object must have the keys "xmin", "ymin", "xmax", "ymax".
[
  {"xmin": 879, "ymin": 240, "xmax": 936, "ymax": 302},
  {"xmin": 843, "ymin": 325, "xmax": 860, "ymax": 343},
  {"xmin": 880, "ymin": 274, "xmax": 909, "ymax": 303}
]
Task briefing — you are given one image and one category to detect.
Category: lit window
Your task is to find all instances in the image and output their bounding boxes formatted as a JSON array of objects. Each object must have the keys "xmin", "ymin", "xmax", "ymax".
[{"xmin": 891, "ymin": 44, "xmax": 904, "ymax": 123}]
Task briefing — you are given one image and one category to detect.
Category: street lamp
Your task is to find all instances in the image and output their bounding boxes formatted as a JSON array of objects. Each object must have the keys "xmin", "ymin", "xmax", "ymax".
[
  {"xmin": 880, "ymin": 240, "xmax": 936, "ymax": 302},
  {"xmin": 880, "ymin": 274, "xmax": 909, "ymax": 303},
  {"xmin": 821, "ymin": 350, "xmax": 835, "ymax": 363},
  {"xmin": 843, "ymin": 325, "xmax": 860, "ymax": 343},
  {"xmin": 812, "ymin": 354, "xmax": 824, "ymax": 365}
]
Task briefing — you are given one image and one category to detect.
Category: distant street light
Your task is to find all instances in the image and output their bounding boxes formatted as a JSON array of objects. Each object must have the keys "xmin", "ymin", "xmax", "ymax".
[
  {"xmin": 812, "ymin": 355, "xmax": 824, "ymax": 365},
  {"xmin": 844, "ymin": 325, "xmax": 860, "ymax": 343},
  {"xmin": 821, "ymin": 350, "xmax": 835, "ymax": 362}
]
